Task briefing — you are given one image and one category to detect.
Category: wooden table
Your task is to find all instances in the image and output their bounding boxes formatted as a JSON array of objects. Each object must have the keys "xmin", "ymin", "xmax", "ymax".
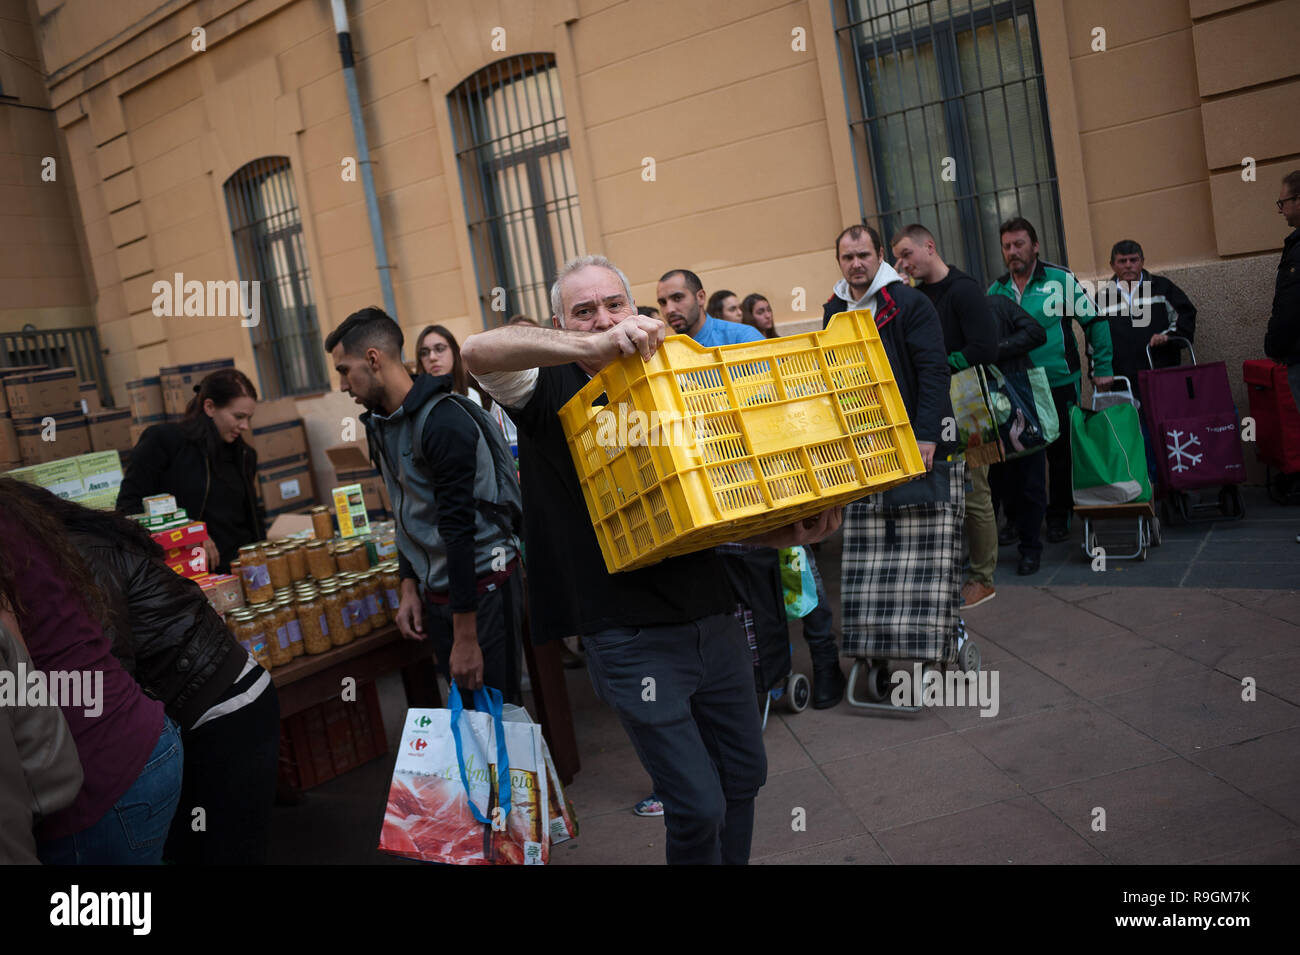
[{"xmin": 269, "ymin": 621, "xmax": 580, "ymax": 785}]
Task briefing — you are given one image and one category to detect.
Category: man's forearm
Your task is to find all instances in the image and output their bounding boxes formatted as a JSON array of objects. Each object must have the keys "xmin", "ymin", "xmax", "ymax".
[{"xmin": 463, "ymin": 324, "xmax": 597, "ymax": 374}]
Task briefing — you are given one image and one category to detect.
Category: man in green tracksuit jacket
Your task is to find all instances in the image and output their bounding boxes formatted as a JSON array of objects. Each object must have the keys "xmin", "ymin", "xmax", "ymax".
[{"xmin": 988, "ymin": 217, "xmax": 1114, "ymax": 542}]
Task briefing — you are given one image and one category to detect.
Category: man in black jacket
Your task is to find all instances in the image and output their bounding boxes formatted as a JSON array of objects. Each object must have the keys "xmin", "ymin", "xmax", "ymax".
[
  {"xmin": 1265, "ymin": 169, "xmax": 1300, "ymax": 409},
  {"xmin": 326, "ymin": 308, "xmax": 524, "ymax": 705},
  {"xmin": 891, "ymin": 224, "xmax": 1001, "ymax": 595},
  {"xmin": 822, "ymin": 224, "xmax": 953, "ymax": 468},
  {"xmin": 1095, "ymin": 239, "xmax": 1197, "ymax": 400}
]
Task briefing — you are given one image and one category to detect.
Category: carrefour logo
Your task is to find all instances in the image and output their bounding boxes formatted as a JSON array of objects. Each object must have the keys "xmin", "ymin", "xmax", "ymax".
[
  {"xmin": 409, "ymin": 737, "xmax": 428, "ymax": 752},
  {"xmin": 412, "ymin": 715, "xmax": 432, "ymax": 729}
]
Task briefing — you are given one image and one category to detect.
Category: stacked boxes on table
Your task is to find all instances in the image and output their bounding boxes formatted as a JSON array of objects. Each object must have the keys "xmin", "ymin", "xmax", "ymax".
[
  {"xmin": 126, "ymin": 375, "xmax": 168, "ymax": 446},
  {"xmin": 247, "ymin": 397, "xmax": 316, "ymax": 518},
  {"xmin": 2, "ymin": 367, "xmax": 89, "ymax": 466}
]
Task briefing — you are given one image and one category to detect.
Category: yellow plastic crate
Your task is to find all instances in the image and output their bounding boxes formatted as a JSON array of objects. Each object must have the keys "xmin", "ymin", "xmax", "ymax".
[{"xmin": 558, "ymin": 310, "xmax": 926, "ymax": 573}]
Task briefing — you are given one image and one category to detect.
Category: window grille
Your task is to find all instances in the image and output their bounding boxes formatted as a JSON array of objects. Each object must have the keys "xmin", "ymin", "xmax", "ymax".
[
  {"xmin": 835, "ymin": 0, "xmax": 1065, "ymax": 286},
  {"xmin": 223, "ymin": 157, "xmax": 327, "ymax": 398},
  {"xmin": 449, "ymin": 53, "xmax": 586, "ymax": 325}
]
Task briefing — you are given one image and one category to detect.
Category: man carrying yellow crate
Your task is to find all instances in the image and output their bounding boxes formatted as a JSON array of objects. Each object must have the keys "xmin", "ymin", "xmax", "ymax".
[
  {"xmin": 822, "ymin": 225, "xmax": 965, "ymax": 687},
  {"xmin": 463, "ymin": 254, "xmax": 841, "ymax": 865}
]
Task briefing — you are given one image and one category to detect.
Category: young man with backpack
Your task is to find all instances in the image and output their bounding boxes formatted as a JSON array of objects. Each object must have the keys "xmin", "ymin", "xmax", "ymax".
[{"xmin": 325, "ymin": 308, "xmax": 524, "ymax": 704}]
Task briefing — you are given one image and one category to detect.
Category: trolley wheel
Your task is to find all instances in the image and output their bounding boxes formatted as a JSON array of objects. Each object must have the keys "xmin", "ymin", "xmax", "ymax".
[
  {"xmin": 862, "ymin": 660, "xmax": 891, "ymax": 702},
  {"xmin": 1151, "ymin": 514, "xmax": 1162, "ymax": 546},
  {"xmin": 959, "ymin": 640, "xmax": 981, "ymax": 673},
  {"xmin": 1219, "ymin": 485, "xmax": 1245, "ymax": 519},
  {"xmin": 784, "ymin": 673, "xmax": 811, "ymax": 713}
]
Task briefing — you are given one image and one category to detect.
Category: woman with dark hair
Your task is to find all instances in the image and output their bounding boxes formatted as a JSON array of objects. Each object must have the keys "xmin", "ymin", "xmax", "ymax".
[
  {"xmin": 4, "ymin": 478, "xmax": 279, "ymax": 864},
  {"xmin": 417, "ymin": 323, "xmax": 496, "ymax": 412},
  {"xmin": 117, "ymin": 367, "xmax": 263, "ymax": 574},
  {"xmin": 706, "ymin": 289, "xmax": 743, "ymax": 324},
  {"xmin": 741, "ymin": 293, "xmax": 778, "ymax": 339},
  {"xmin": 0, "ymin": 478, "xmax": 183, "ymax": 864}
]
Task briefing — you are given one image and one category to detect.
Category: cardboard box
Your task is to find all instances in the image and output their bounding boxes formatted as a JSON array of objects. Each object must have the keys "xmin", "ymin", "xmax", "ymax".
[
  {"xmin": 159, "ymin": 359, "xmax": 234, "ymax": 417},
  {"xmin": 0, "ymin": 412, "xmax": 17, "ymax": 467},
  {"xmin": 14, "ymin": 411, "xmax": 91, "ymax": 465},
  {"xmin": 6, "ymin": 458, "xmax": 84, "ymax": 499},
  {"xmin": 165, "ymin": 551, "xmax": 208, "ymax": 578},
  {"xmin": 0, "ymin": 365, "xmax": 49, "ymax": 415},
  {"xmin": 249, "ymin": 419, "xmax": 308, "ymax": 466},
  {"xmin": 79, "ymin": 381, "xmax": 102, "ymax": 415},
  {"xmin": 151, "ymin": 519, "xmax": 207, "ymax": 552},
  {"xmin": 4, "ymin": 367, "xmax": 78, "ymax": 418},
  {"xmin": 258, "ymin": 454, "xmax": 315, "ymax": 513},
  {"xmin": 325, "ymin": 444, "xmax": 391, "ymax": 515},
  {"xmin": 87, "ymin": 409, "xmax": 132, "ymax": 453},
  {"xmin": 126, "ymin": 377, "xmax": 167, "ymax": 421},
  {"xmin": 267, "ymin": 512, "xmax": 315, "ymax": 540},
  {"xmin": 198, "ymin": 574, "xmax": 245, "ymax": 615},
  {"xmin": 76, "ymin": 450, "xmax": 123, "ymax": 499},
  {"xmin": 250, "ymin": 396, "xmax": 302, "ymax": 428}
]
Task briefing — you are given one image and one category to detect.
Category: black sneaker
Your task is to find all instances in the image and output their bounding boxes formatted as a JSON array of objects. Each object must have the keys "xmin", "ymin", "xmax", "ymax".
[{"xmin": 1017, "ymin": 553, "xmax": 1041, "ymax": 576}]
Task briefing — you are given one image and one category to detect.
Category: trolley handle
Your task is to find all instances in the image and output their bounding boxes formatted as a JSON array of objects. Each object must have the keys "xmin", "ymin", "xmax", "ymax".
[
  {"xmin": 1146, "ymin": 334, "xmax": 1195, "ymax": 368},
  {"xmin": 1091, "ymin": 375, "xmax": 1135, "ymax": 411}
]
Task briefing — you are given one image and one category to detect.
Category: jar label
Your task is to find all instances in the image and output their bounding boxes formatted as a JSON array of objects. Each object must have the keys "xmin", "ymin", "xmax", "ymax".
[
  {"xmin": 366, "ymin": 594, "xmax": 378, "ymax": 616},
  {"xmin": 319, "ymin": 613, "xmax": 329, "ymax": 637},
  {"xmin": 277, "ymin": 624, "xmax": 290, "ymax": 650},
  {"xmin": 237, "ymin": 638, "xmax": 252, "ymax": 653},
  {"xmin": 348, "ymin": 598, "xmax": 364, "ymax": 622},
  {"xmin": 341, "ymin": 603, "xmax": 352, "ymax": 626},
  {"xmin": 386, "ymin": 587, "xmax": 399, "ymax": 610},
  {"xmin": 242, "ymin": 564, "xmax": 271, "ymax": 590},
  {"xmin": 287, "ymin": 619, "xmax": 303, "ymax": 645}
]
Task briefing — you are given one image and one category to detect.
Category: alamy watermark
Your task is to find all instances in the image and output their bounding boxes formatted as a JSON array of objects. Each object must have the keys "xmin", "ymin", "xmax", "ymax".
[
  {"xmin": 593, "ymin": 404, "xmax": 703, "ymax": 454},
  {"xmin": 0, "ymin": 663, "xmax": 103, "ymax": 718},
  {"xmin": 151, "ymin": 272, "xmax": 260, "ymax": 327},
  {"xmin": 890, "ymin": 663, "xmax": 1000, "ymax": 717}
]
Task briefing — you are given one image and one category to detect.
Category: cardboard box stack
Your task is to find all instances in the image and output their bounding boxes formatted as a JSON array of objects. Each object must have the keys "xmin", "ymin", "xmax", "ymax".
[
  {"xmin": 159, "ymin": 359, "xmax": 235, "ymax": 417},
  {"xmin": 79, "ymin": 381, "xmax": 101, "ymax": 415},
  {"xmin": 126, "ymin": 375, "xmax": 168, "ymax": 446},
  {"xmin": 1, "ymin": 367, "xmax": 92, "ymax": 466},
  {"xmin": 248, "ymin": 397, "xmax": 316, "ymax": 518}
]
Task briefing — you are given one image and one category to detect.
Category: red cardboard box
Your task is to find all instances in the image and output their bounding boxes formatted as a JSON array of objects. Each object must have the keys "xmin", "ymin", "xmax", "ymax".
[
  {"xmin": 151, "ymin": 520, "xmax": 208, "ymax": 551},
  {"xmin": 165, "ymin": 553, "xmax": 208, "ymax": 578},
  {"xmin": 197, "ymin": 574, "xmax": 244, "ymax": 615}
]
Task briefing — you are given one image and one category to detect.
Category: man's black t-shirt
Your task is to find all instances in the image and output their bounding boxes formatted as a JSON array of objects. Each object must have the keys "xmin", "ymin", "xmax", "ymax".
[{"xmin": 505, "ymin": 363, "xmax": 733, "ymax": 643}]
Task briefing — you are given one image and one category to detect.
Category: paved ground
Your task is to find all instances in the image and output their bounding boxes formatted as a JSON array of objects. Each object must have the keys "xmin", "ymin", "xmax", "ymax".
[{"xmin": 270, "ymin": 486, "xmax": 1300, "ymax": 865}]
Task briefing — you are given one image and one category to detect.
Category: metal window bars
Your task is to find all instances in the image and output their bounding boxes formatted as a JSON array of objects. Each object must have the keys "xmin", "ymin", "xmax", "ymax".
[
  {"xmin": 449, "ymin": 53, "xmax": 586, "ymax": 327},
  {"xmin": 223, "ymin": 156, "xmax": 328, "ymax": 399},
  {"xmin": 834, "ymin": 0, "xmax": 1065, "ymax": 287}
]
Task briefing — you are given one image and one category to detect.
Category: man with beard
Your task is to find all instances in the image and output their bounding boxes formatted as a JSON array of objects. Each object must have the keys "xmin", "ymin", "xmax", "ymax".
[
  {"xmin": 325, "ymin": 308, "xmax": 524, "ymax": 703},
  {"xmin": 657, "ymin": 269, "xmax": 765, "ymax": 346},
  {"xmin": 988, "ymin": 217, "xmax": 1113, "ymax": 544}
]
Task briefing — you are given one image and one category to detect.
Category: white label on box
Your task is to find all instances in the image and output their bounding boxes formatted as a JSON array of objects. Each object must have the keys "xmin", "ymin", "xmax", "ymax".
[
  {"xmin": 48, "ymin": 477, "xmax": 85, "ymax": 500},
  {"xmin": 279, "ymin": 478, "xmax": 301, "ymax": 499},
  {"xmin": 81, "ymin": 469, "xmax": 123, "ymax": 495}
]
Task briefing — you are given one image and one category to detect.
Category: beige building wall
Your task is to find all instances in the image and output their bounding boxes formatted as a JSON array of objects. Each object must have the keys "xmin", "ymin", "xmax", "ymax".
[
  {"xmin": 0, "ymin": 0, "xmax": 92, "ymax": 335},
  {"xmin": 19, "ymin": 0, "xmax": 1300, "ymax": 483}
]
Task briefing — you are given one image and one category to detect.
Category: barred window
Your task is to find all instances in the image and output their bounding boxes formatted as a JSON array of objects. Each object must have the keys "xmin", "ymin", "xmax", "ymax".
[
  {"xmin": 835, "ymin": 0, "xmax": 1064, "ymax": 286},
  {"xmin": 223, "ymin": 157, "xmax": 327, "ymax": 398},
  {"xmin": 449, "ymin": 53, "xmax": 586, "ymax": 325}
]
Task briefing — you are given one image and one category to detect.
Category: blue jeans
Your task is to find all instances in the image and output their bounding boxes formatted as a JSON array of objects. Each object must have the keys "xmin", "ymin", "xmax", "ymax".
[{"xmin": 38, "ymin": 716, "xmax": 183, "ymax": 865}]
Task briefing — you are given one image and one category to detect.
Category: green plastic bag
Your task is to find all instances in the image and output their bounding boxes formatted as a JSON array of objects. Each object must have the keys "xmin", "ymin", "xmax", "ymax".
[
  {"xmin": 779, "ymin": 547, "xmax": 817, "ymax": 620},
  {"xmin": 1070, "ymin": 403, "xmax": 1151, "ymax": 506},
  {"xmin": 986, "ymin": 365, "xmax": 1059, "ymax": 461}
]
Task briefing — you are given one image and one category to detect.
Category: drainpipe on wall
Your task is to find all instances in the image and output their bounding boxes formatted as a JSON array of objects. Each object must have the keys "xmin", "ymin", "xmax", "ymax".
[{"xmin": 332, "ymin": 0, "xmax": 399, "ymax": 322}]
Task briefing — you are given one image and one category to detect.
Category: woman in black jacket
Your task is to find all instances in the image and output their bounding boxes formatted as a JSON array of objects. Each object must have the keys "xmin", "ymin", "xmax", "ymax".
[
  {"xmin": 5, "ymin": 479, "xmax": 280, "ymax": 865},
  {"xmin": 117, "ymin": 368, "xmax": 265, "ymax": 574}
]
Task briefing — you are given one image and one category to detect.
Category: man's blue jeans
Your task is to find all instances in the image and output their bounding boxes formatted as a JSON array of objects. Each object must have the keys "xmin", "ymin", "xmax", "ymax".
[{"xmin": 38, "ymin": 716, "xmax": 183, "ymax": 865}]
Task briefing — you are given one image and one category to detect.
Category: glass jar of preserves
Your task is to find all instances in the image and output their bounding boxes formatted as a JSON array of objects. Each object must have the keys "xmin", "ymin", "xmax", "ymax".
[
  {"xmin": 311, "ymin": 505, "xmax": 334, "ymax": 541},
  {"xmin": 275, "ymin": 596, "xmax": 304, "ymax": 658},
  {"xmin": 281, "ymin": 542, "xmax": 308, "ymax": 582},
  {"xmin": 229, "ymin": 607, "xmax": 271, "ymax": 669},
  {"xmin": 319, "ymin": 582, "xmax": 352, "ymax": 647},
  {"xmin": 332, "ymin": 543, "xmax": 357, "ymax": 574},
  {"xmin": 305, "ymin": 540, "xmax": 336, "ymax": 580},
  {"xmin": 363, "ymin": 570, "xmax": 386, "ymax": 626},
  {"xmin": 238, "ymin": 544, "xmax": 274, "ymax": 604},
  {"xmin": 259, "ymin": 603, "xmax": 291, "ymax": 668},
  {"xmin": 380, "ymin": 564, "xmax": 402, "ymax": 617},
  {"xmin": 265, "ymin": 547, "xmax": 291, "ymax": 591},
  {"xmin": 343, "ymin": 578, "xmax": 372, "ymax": 637},
  {"xmin": 295, "ymin": 589, "xmax": 332, "ymax": 655}
]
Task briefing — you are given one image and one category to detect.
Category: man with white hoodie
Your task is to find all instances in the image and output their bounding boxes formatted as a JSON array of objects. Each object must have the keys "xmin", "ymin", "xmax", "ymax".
[{"xmin": 822, "ymin": 224, "xmax": 953, "ymax": 466}]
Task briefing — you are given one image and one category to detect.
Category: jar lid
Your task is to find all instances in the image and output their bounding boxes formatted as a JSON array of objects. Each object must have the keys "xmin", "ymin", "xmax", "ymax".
[
  {"xmin": 310, "ymin": 505, "xmax": 329, "ymax": 514},
  {"xmin": 305, "ymin": 541, "xmax": 328, "ymax": 550},
  {"xmin": 255, "ymin": 603, "xmax": 278, "ymax": 614},
  {"xmin": 238, "ymin": 544, "xmax": 261, "ymax": 555},
  {"xmin": 227, "ymin": 607, "xmax": 254, "ymax": 621}
]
